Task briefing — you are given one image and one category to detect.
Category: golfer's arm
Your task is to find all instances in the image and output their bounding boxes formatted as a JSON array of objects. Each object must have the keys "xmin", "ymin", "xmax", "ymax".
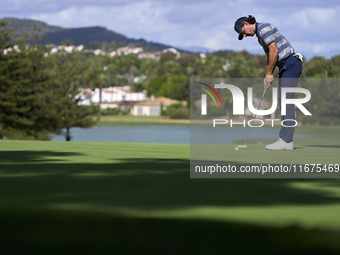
[{"xmin": 266, "ymin": 42, "xmax": 278, "ymax": 75}]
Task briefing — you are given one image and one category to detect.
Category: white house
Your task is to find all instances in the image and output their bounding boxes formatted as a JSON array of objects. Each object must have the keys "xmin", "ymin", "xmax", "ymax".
[
  {"xmin": 75, "ymin": 45, "xmax": 84, "ymax": 52},
  {"xmin": 64, "ymin": 46, "xmax": 75, "ymax": 53},
  {"xmin": 109, "ymin": 51, "xmax": 117, "ymax": 58},
  {"xmin": 131, "ymin": 96, "xmax": 186, "ymax": 116},
  {"xmin": 93, "ymin": 49, "xmax": 106, "ymax": 56},
  {"xmin": 116, "ymin": 46, "xmax": 143, "ymax": 56},
  {"xmin": 163, "ymin": 48, "xmax": 181, "ymax": 58},
  {"xmin": 50, "ymin": 47, "xmax": 58, "ymax": 54},
  {"xmin": 138, "ymin": 52, "xmax": 157, "ymax": 60},
  {"xmin": 79, "ymin": 86, "xmax": 146, "ymax": 108},
  {"xmin": 49, "ymin": 44, "xmax": 84, "ymax": 54}
]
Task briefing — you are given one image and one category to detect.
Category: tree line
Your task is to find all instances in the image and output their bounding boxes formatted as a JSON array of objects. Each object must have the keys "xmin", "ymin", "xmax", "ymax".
[
  {"xmin": 0, "ymin": 21, "xmax": 98, "ymax": 141},
  {"xmin": 1, "ymin": 20, "xmax": 340, "ymax": 141}
]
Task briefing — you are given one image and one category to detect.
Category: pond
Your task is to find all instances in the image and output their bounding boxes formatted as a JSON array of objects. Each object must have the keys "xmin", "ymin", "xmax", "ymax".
[{"xmin": 52, "ymin": 126, "xmax": 310, "ymax": 144}]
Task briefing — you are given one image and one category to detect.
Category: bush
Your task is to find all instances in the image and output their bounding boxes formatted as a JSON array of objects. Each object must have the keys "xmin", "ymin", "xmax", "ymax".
[
  {"xmin": 207, "ymin": 106, "xmax": 226, "ymax": 117},
  {"xmin": 132, "ymin": 82, "xmax": 145, "ymax": 92},
  {"xmin": 332, "ymin": 118, "xmax": 340, "ymax": 125},
  {"xmin": 319, "ymin": 117, "xmax": 331, "ymax": 125},
  {"xmin": 300, "ymin": 116, "xmax": 317, "ymax": 125},
  {"xmin": 164, "ymin": 103, "xmax": 189, "ymax": 119},
  {"xmin": 101, "ymin": 108, "xmax": 128, "ymax": 116}
]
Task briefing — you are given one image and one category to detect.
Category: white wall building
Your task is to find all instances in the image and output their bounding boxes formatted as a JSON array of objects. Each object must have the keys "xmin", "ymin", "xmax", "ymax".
[
  {"xmin": 116, "ymin": 46, "xmax": 144, "ymax": 56},
  {"xmin": 79, "ymin": 86, "xmax": 146, "ymax": 106},
  {"xmin": 138, "ymin": 52, "xmax": 157, "ymax": 60},
  {"xmin": 163, "ymin": 48, "xmax": 181, "ymax": 58},
  {"xmin": 131, "ymin": 96, "xmax": 186, "ymax": 116}
]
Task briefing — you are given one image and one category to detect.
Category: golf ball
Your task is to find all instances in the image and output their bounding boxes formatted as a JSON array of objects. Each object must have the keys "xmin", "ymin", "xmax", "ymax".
[{"xmin": 235, "ymin": 147, "xmax": 239, "ymax": 151}]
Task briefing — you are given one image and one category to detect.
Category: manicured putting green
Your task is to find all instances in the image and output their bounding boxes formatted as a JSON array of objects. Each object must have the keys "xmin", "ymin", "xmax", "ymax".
[{"xmin": 0, "ymin": 125, "xmax": 340, "ymax": 254}]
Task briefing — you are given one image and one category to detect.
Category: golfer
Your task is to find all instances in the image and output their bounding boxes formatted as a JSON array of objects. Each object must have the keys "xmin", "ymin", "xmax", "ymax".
[{"xmin": 234, "ymin": 15, "xmax": 303, "ymax": 150}]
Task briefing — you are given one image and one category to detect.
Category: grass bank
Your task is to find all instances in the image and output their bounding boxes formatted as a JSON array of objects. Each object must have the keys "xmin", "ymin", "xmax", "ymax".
[{"xmin": 97, "ymin": 115, "xmax": 190, "ymax": 126}]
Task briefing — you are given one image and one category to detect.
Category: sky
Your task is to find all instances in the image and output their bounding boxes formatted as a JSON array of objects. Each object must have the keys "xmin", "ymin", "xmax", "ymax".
[{"xmin": 1, "ymin": 0, "xmax": 340, "ymax": 59}]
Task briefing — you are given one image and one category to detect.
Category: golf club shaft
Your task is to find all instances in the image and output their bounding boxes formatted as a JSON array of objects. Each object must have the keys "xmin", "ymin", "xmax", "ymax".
[{"xmin": 244, "ymin": 87, "xmax": 267, "ymax": 144}]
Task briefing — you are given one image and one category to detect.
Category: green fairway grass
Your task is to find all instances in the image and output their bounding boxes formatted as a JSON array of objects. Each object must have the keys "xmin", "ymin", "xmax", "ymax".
[
  {"xmin": 0, "ymin": 125, "xmax": 340, "ymax": 254},
  {"xmin": 97, "ymin": 115, "xmax": 190, "ymax": 126}
]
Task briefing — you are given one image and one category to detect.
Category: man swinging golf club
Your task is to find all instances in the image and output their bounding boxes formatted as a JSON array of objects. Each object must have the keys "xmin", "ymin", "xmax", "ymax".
[{"xmin": 234, "ymin": 15, "xmax": 303, "ymax": 150}]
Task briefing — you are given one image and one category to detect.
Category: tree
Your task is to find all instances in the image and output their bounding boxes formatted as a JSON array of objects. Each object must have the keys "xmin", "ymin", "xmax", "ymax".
[
  {"xmin": 177, "ymin": 53, "xmax": 199, "ymax": 75},
  {"xmin": 50, "ymin": 51, "xmax": 99, "ymax": 141},
  {"xmin": 109, "ymin": 40, "xmax": 116, "ymax": 50},
  {"xmin": 163, "ymin": 61, "xmax": 180, "ymax": 94},
  {"xmin": 140, "ymin": 58, "xmax": 159, "ymax": 79},
  {"xmin": 111, "ymin": 54, "xmax": 139, "ymax": 87},
  {"xmin": 302, "ymin": 56, "xmax": 336, "ymax": 78},
  {"xmin": 147, "ymin": 73, "xmax": 188, "ymax": 101},
  {"xmin": 0, "ymin": 21, "xmax": 57, "ymax": 140},
  {"xmin": 62, "ymin": 39, "xmax": 73, "ymax": 46},
  {"xmin": 147, "ymin": 75, "xmax": 167, "ymax": 97},
  {"xmin": 160, "ymin": 51, "xmax": 177, "ymax": 63},
  {"xmin": 0, "ymin": 20, "xmax": 20, "ymax": 139}
]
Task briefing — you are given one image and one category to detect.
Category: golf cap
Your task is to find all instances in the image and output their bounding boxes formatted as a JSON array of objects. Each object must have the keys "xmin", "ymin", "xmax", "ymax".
[{"xmin": 234, "ymin": 16, "xmax": 247, "ymax": 40}]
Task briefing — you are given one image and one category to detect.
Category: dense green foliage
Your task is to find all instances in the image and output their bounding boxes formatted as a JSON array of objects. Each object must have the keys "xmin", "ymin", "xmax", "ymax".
[
  {"xmin": 1, "ymin": 19, "xmax": 340, "ymax": 139},
  {"xmin": 100, "ymin": 108, "xmax": 128, "ymax": 116},
  {"xmin": 48, "ymin": 52, "xmax": 99, "ymax": 141},
  {"xmin": 0, "ymin": 21, "xmax": 57, "ymax": 139},
  {"xmin": 0, "ymin": 21, "xmax": 98, "ymax": 141},
  {"xmin": 297, "ymin": 79, "xmax": 340, "ymax": 125},
  {"xmin": 163, "ymin": 103, "xmax": 189, "ymax": 119}
]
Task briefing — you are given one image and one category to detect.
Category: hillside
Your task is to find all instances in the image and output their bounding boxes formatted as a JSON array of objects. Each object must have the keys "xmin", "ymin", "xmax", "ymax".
[
  {"xmin": 1, "ymin": 17, "xmax": 179, "ymax": 51},
  {"xmin": 2, "ymin": 17, "xmax": 64, "ymax": 36}
]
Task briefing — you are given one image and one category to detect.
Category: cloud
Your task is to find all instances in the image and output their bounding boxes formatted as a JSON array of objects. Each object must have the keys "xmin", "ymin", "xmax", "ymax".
[
  {"xmin": 285, "ymin": 7, "xmax": 337, "ymax": 30},
  {"xmin": 1, "ymin": 0, "xmax": 339, "ymax": 58},
  {"xmin": 30, "ymin": 2, "xmax": 170, "ymax": 33},
  {"xmin": 293, "ymin": 41, "xmax": 340, "ymax": 58}
]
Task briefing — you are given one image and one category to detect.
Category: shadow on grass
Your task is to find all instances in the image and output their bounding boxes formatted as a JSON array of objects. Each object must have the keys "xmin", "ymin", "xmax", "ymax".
[
  {"xmin": 0, "ymin": 152, "xmax": 340, "ymax": 209},
  {"xmin": 0, "ymin": 150, "xmax": 84, "ymax": 162},
  {"xmin": 1, "ymin": 151, "xmax": 340, "ymax": 254},
  {"xmin": 1, "ymin": 211, "xmax": 340, "ymax": 255}
]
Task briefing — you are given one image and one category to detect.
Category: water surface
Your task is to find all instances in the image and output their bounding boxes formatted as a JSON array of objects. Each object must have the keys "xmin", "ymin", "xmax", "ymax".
[{"xmin": 52, "ymin": 126, "xmax": 309, "ymax": 144}]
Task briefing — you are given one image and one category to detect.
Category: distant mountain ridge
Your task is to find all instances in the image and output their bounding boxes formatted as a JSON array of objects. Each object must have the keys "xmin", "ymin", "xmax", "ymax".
[
  {"xmin": 2, "ymin": 17, "xmax": 64, "ymax": 35},
  {"xmin": 1, "ymin": 17, "xmax": 181, "ymax": 52}
]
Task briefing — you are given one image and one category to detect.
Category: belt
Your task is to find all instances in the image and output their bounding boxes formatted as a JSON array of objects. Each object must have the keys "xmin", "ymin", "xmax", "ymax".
[{"xmin": 278, "ymin": 52, "xmax": 303, "ymax": 68}]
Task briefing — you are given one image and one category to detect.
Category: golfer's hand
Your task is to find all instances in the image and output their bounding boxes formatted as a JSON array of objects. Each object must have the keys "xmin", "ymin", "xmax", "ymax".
[{"xmin": 264, "ymin": 74, "xmax": 273, "ymax": 88}]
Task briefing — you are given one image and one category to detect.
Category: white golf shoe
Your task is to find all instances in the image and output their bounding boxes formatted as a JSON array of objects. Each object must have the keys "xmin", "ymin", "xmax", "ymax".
[{"xmin": 265, "ymin": 139, "xmax": 294, "ymax": 150}]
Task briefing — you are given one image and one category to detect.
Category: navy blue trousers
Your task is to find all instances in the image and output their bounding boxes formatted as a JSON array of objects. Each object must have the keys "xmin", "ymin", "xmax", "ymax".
[{"xmin": 278, "ymin": 54, "xmax": 303, "ymax": 143}]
